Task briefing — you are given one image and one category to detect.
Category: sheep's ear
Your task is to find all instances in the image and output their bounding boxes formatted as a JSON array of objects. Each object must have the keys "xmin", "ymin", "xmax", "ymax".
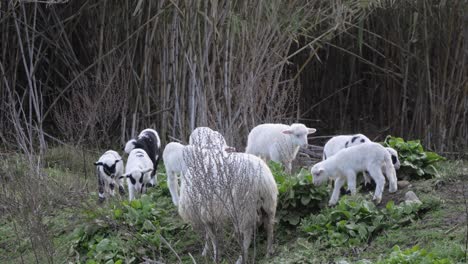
[
  {"xmin": 115, "ymin": 159, "xmax": 122, "ymax": 163},
  {"xmin": 282, "ymin": 130, "xmax": 294, "ymax": 135},
  {"xmin": 94, "ymin": 162, "xmax": 102, "ymax": 166},
  {"xmin": 307, "ymin": 128, "xmax": 317, "ymax": 134}
]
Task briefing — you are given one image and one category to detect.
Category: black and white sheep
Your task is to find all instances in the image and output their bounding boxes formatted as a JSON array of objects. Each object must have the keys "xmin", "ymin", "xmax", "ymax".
[
  {"xmin": 94, "ymin": 150, "xmax": 125, "ymax": 202},
  {"xmin": 312, "ymin": 142, "xmax": 397, "ymax": 205},
  {"xmin": 124, "ymin": 149, "xmax": 154, "ymax": 201},
  {"xmin": 124, "ymin": 128, "xmax": 161, "ymax": 187},
  {"xmin": 245, "ymin": 123, "xmax": 316, "ymax": 173},
  {"xmin": 178, "ymin": 146, "xmax": 278, "ymax": 263}
]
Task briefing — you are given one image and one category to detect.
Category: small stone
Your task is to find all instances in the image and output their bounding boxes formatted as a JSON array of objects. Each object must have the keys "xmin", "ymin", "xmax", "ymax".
[
  {"xmin": 404, "ymin": 191, "xmax": 422, "ymax": 205},
  {"xmin": 398, "ymin": 180, "xmax": 411, "ymax": 189}
]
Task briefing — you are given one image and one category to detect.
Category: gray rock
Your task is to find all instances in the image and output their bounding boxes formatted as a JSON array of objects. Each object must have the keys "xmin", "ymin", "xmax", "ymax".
[
  {"xmin": 404, "ymin": 191, "xmax": 422, "ymax": 205},
  {"xmin": 397, "ymin": 180, "xmax": 411, "ymax": 189}
]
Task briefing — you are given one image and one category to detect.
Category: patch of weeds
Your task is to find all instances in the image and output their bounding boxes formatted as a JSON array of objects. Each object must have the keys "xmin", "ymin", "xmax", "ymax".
[
  {"xmin": 382, "ymin": 136, "xmax": 445, "ymax": 179},
  {"xmin": 269, "ymin": 161, "xmax": 329, "ymax": 226},
  {"xmin": 68, "ymin": 182, "xmax": 198, "ymax": 264},
  {"xmin": 301, "ymin": 196, "xmax": 430, "ymax": 247},
  {"xmin": 366, "ymin": 244, "xmax": 465, "ymax": 264}
]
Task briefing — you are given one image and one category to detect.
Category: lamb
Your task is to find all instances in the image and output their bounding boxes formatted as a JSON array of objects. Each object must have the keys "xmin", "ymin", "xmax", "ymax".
[
  {"xmin": 178, "ymin": 146, "xmax": 278, "ymax": 263},
  {"xmin": 245, "ymin": 123, "xmax": 316, "ymax": 173},
  {"xmin": 124, "ymin": 128, "xmax": 161, "ymax": 187},
  {"xmin": 311, "ymin": 142, "xmax": 397, "ymax": 205},
  {"xmin": 162, "ymin": 142, "xmax": 186, "ymax": 206},
  {"xmin": 322, "ymin": 134, "xmax": 401, "ymax": 187},
  {"xmin": 94, "ymin": 150, "xmax": 125, "ymax": 203},
  {"xmin": 189, "ymin": 126, "xmax": 236, "ymax": 152},
  {"xmin": 322, "ymin": 134, "xmax": 371, "ymax": 160},
  {"xmin": 123, "ymin": 149, "xmax": 154, "ymax": 201}
]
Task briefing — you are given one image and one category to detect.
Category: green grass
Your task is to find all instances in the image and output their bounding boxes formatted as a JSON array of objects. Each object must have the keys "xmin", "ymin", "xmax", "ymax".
[{"xmin": 0, "ymin": 148, "xmax": 467, "ymax": 263}]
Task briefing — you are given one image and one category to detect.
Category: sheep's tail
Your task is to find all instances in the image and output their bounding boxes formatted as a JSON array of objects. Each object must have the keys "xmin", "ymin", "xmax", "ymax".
[
  {"xmin": 124, "ymin": 139, "xmax": 137, "ymax": 154},
  {"xmin": 384, "ymin": 153, "xmax": 398, "ymax": 193}
]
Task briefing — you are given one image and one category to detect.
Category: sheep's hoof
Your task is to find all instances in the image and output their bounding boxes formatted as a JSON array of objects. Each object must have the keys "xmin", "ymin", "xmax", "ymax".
[
  {"xmin": 373, "ymin": 196, "xmax": 382, "ymax": 204},
  {"xmin": 340, "ymin": 187, "xmax": 351, "ymax": 195},
  {"xmin": 146, "ymin": 183, "xmax": 155, "ymax": 188},
  {"xmin": 119, "ymin": 186, "xmax": 126, "ymax": 195},
  {"xmin": 98, "ymin": 197, "xmax": 105, "ymax": 204}
]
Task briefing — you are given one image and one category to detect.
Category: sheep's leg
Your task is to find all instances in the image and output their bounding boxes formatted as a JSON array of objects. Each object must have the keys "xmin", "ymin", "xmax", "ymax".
[
  {"xmin": 368, "ymin": 165, "xmax": 385, "ymax": 204},
  {"xmin": 109, "ymin": 183, "xmax": 115, "ymax": 196},
  {"xmin": 201, "ymin": 233, "xmax": 209, "ymax": 257},
  {"xmin": 363, "ymin": 171, "xmax": 372, "ymax": 186},
  {"xmin": 98, "ymin": 177, "xmax": 105, "ymax": 203},
  {"xmin": 236, "ymin": 227, "xmax": 253, "ymax": 264},
  {"xmin": 263, "ymin": 211, "xmax": 275, "ymax": 257},
  {"xmin": 330, "ymin": 177, "xmax": 345, "ymax": 206},
  {"xmin": 118, "ymin": 177, "xmax": 126, "ymax": 195},
  {"xmin": 167, "ymin": 171, "xmax": 180, "ymax": 206},
  {"xmin": 344, "ymin": 170, "xmax": 357, "ymax": 196},
  {"xmin": 205, "ymin": 224, "xmax": 218, "ymax": 262},
  {"xmin": 128, "ymin": 185, "xmax": 135, "ymax": 201}
]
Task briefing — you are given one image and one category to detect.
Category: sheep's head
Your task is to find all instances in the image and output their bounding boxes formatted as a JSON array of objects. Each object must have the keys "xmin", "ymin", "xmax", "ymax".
[
  {"xmin": 94, "ymin": 159, "xmax": 121, "ymax": 178},
  {"xmin": 124, "ymin": 168, "xmax": 152, "ymax": 193},
  {"xmin": 386, "ymin": 147, "xmax": 400, "ymax": 170},
  {"xmin": 311, "ymin": 163, "xmax": 328, "ymax": 186},
  {"xmin": 282, "ymin": 123, "xmax": 317, "ymax": 147}
]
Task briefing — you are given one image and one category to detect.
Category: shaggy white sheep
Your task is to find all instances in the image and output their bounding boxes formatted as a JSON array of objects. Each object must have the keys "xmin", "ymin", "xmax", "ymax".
[
  {"xmin": 94, "ymin": 150, "xmax": 124, "ymax": 202},
  {"xmin": 322, "ymin": 134, "xmax": 371, "ymax": 160},
  {"xmin": 162, "ymin": 142, "xmax": 186, "ymax": 206},
  {"xmin": 311, "ymin": 142, "xmax": 397, "ymax": 205},
  {"xmin": 124, "ymin": 128, "xmax": 161, "ymax": 186},
  {"xmin": 189, "ymin": 126, "xmax": 235, "ymax": 152},
  {"xmin": 124, "ymin": 149, "xmax": 154, "ymax": 201},
  {"xmin": 178, "ymin": 146, "xmax": 277, "ymax": 263},
  {"xmin": 245, "ymin": 123, "xmax": 316, "ymax": 173}
]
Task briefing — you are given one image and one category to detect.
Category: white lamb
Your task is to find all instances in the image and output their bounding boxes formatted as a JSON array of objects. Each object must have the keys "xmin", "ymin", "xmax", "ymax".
[
  {"xmin": 311, "ymin": 142, "xmax": 397, "ymax": 205},
  {"xmin": 124, "ymin": 149, "xmax": 154, "ymax": 201},
  {"xmin": 245, "ymin": 123, "xmax": 316, "ymax": 173},
  {"xmin": 189, "ymin": 126, "xmax": 236, "ymax": 152},
  {"xmin": 323, "ymin": 134, "xmax": 401, "ymax": 187},
  {"xmin": 162, "ymin": 142, "xmax": 186, "ymax": 206},
  {"xmin": 94, "ymin": 150, "xmax": 124, "ymax": 202},
  {"xmin": 178, "ymin": 146, "xmax": 278, "ymax": 263}
]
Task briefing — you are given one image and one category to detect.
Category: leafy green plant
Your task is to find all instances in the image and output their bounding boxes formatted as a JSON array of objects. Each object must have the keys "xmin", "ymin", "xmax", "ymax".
[
  {"xmin": 301, "ymin": 196, "xmax": 426, "ymax": 247},
  {"xmin": 383, "ymin": 136, "xmax": 445, "ymax": 179},
  {"xmin": 68, "ymin": 185, "xmax": 195, "ymax": 264},
  {"xmin": 270, "ymin": 162, "xmax": 329, "ymax": 226}
]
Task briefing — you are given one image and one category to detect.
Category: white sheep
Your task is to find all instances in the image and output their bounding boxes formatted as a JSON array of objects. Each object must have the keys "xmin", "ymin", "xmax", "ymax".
[
  {"xmin": 124, "ymin": 128, "xmax": 161, "ymax": 187},
  {"xmin": 311, "ymin": 142, "xmax": 397, "ymax": 205},
  {"xmin": 178, "ymin": 146, "xmax": 277, "ymax": 263},
  {"xmin": 189, "ymin": 126, "xmax": 236, "ymax": 152},
  {"xmin": 162, "ymin": 142, "xmax": 186, "ymax": 207},
  {"xmin": 94, "ymin": 150, "xmax": 125, "ymax": 202},
  {"xmin": 245, "ymin": 123, "xmax": 316, "ymax": 173},
  {"xmin": 323, "ymin": 134, "xmax": 401, "ymax": 187},
  {"xmin": 124, "ymin": 149, "xmax": 154, "ymax": 201}
]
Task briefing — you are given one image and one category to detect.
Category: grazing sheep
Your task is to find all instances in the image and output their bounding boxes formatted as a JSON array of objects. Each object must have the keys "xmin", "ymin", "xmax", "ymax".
[
  {"xmin": 323, "ymin": 134, "xmax": 401, "ymax": 188},
  {"xmin": 124, "ymin": 149, "xmax": 154, "ymax": 201},
  {"xmin": 189, "ymin": 127, "xmax": 236, "ymax": 152},
  {"xmin": 162, "ymin": 142, "xmax": 186, "ymax": 206},
  {"xmin": 322, "ymin": 134, "xmax": 371, "ymax": 160},
  {"xmin": 311, "ymin": 142, "xmax": 397, "ymax": 205},
  {"xmin": 245, "ymin": 123, "xmax": 316, "ymax": 173},
  {"xmin": 179, "ymin": 146, "xmax": 277, "ymax": 263},
  {"xmin": 94, "ymin": 150, "xmax": 125, "ymax": 202},
  {"xmin": 124, "ymin": 128, "xmax": 161, "ymax": 186}
]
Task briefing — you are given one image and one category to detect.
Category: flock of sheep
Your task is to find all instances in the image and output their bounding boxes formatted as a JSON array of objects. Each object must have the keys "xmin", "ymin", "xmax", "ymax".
[{"xmin": 93, "ymin": 124, "xmax": 401, "ymax": 263}]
